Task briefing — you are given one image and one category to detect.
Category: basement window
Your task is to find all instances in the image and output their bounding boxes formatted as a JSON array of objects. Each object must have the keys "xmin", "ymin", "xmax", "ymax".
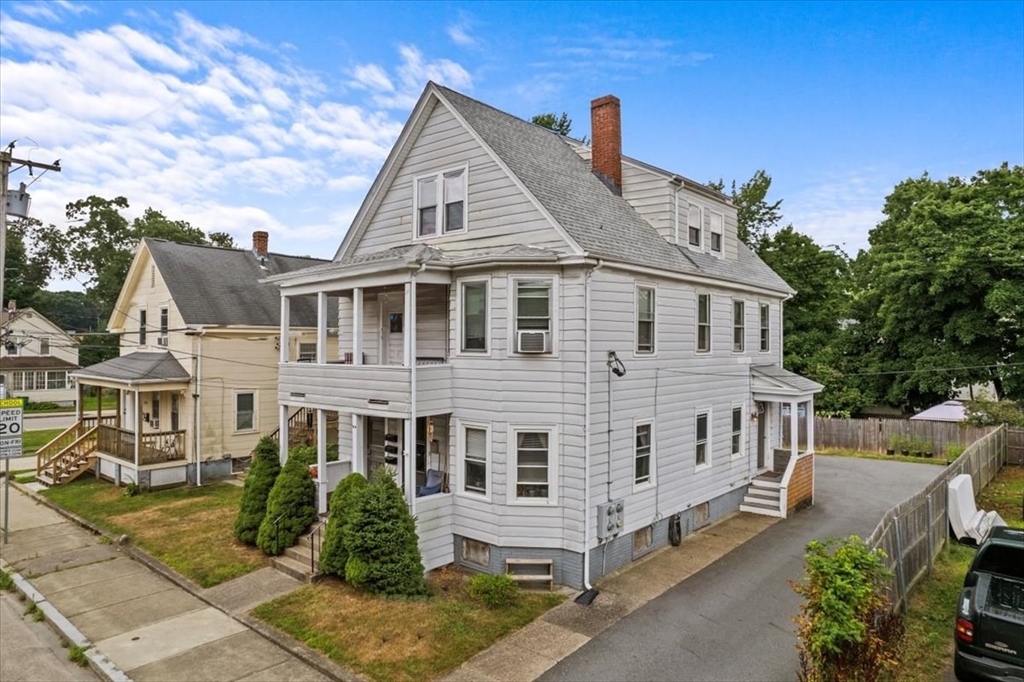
[
  {"xmin": 462, "ymin": 538, "xmax": 490, "ymax": 568},
  {"xmin": 632, "ymin": 526, "xmax": 654, "ymax": 558}
]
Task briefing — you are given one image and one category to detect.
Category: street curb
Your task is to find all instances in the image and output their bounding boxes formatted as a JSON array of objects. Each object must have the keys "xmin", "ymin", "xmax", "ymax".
[
  {"xmin": 10, "ymin": 481, "xmax": 363, "ymax": 682},
  {"xmin": 1, "ymin": 557, "xmax": 132, "ymax": 682}
]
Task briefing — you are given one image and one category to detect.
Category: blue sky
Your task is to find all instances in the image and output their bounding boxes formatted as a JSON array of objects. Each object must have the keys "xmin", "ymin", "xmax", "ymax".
[{"xmin": 2, "ymin": 0, "xmax": 1021, "ymax": 288}]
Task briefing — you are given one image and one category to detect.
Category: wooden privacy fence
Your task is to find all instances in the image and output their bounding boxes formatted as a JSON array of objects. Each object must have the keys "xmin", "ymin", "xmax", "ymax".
[
  {"xmin": 864, "ymin": 425, "xmax": 1008, "ymax": 612},
  {"xmin": 783, "ymin": 417, "xmax": 993, "ymax": 457}
]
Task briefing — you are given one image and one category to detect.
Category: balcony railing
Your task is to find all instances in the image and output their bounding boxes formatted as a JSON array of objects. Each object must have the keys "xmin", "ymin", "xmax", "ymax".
[{"xmin": 96, "ymin": 425, "xmax": 187, "ymax": 465}]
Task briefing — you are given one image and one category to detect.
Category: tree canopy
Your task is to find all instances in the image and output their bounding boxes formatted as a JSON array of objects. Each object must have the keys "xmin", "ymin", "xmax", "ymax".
[{"xmin": 531, "ymin": 112, "xmax": 574, "ymax": 137}]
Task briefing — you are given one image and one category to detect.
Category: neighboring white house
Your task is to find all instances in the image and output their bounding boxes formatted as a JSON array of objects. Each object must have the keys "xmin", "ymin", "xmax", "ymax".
[
  {"xmin": 0, "ymin": 304, "xmax": 80, "ymax": 405},
  {"xmin": 35, "ymin": 233, "xmax": 336, "ymax": 490},
  {"xmin": 268, "ymin": 83, "xmax": 822, "ymax": 588}
]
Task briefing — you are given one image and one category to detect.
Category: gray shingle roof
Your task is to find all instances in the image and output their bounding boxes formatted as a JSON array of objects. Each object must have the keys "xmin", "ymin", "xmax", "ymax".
[
  {"xmin": 752, "ymin": 364, "xmax": 823, "ymax": 394},
  {"xmin": 145, "ymin": 239, "xmax": 333, "ymax": 327},
  {"xmin": 74, "ymin": 351, "xmax": 190, "ymax": 383},
  {"xmin": 435, "ymin": 85, "xmax": 793, "ymax": 294}
]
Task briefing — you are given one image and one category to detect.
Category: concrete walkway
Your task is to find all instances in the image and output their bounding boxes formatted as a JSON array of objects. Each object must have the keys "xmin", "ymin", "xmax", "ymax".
[{"xmin": 0, "ymin": 484, "xmax": 332, "ymax": 682}]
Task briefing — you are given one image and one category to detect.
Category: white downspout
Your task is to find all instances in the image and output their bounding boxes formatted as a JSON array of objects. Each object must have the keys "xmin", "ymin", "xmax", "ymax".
[{"xmin": 582, "ymin": 259, "xmax": 604, "ymax": 592}]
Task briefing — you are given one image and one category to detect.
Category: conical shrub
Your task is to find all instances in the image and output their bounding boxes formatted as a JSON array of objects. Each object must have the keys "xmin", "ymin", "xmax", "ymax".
[
  {"xmin": 256, "ymin": 450, "xmax": 318, "ymax": 555},
  {"xmin": 344, "ymin": 468, "xmax": 427, "ymax": 596},
  {"xmin": 319, "ymin": 472, "xmax": 369, "ymax": 577},
  {"xmin": 233, "ymin": 437, "xmax": 282, "ymax": 545}
]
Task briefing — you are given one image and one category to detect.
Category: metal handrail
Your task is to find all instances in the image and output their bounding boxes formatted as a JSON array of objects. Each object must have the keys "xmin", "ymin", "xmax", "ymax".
[
  {"xmin": 272, "ymin": 513, "xmax": 285, "ymax": 555},
  {"xmin": 309, "ymin": 518, "xmax": 328, "ymax": 575}
]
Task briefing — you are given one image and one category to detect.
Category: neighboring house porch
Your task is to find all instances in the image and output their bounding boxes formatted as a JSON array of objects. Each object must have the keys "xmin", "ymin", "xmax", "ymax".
[{"xmin": 36, "ymin": 352, "xmax": 192, "ymax": 489}]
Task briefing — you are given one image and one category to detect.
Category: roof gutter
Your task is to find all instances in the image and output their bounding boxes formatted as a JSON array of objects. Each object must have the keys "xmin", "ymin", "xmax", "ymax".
[{"xmin": 592, "ymin": 260, "xmax": 793, "ymax": 299}]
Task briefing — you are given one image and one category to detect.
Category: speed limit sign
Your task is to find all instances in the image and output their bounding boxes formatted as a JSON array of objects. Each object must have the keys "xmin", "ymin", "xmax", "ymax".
[{"xmin": 0, "ymin": 397, "xmax": 25, "ymax": 459}]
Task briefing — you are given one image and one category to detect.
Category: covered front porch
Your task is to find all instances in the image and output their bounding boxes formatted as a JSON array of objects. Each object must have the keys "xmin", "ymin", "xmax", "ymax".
[
  {"xmin": 37, "ymin": 352, "xmax": 192, "ymax": 489},
  {"xmin": 740, "ymin": 364, "xmax": 823, "ymax": 518}
]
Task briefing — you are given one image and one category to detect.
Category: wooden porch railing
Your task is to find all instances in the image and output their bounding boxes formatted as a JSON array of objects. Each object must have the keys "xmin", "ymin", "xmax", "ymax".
[
  {"xmin": 38, "ymin": 427, "xmax": 99, "ymax": 485},
  {"xmin": 95, "ymin": 425, "xmax": 187, "ymax": 465},
  {"xmin": 36, "ymin": 416, "xmax": 117, "ymax": 474}
]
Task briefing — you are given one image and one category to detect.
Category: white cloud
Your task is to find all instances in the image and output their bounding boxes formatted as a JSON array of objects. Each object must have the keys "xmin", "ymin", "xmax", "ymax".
[
  {"xmin": 372, "ymin": 44, "xmax": 473, "ymax": 109},
  {"xmin": 447, "ymin": 23, "xmax": 477, "ymax": 48},
  {"xmin": 786, "ymin": 170, "xmax": 890, "ymax": 255},
  {"xmin": 54, "ymin": 1, "xmax": 93, "ymax": 16},
  {"xmin": 12, "ymin": 3, "xmax": 60, "ymax": 21},
  {"xmin": 351, "ymin": 63, "xmax": 394, "ymax": 92}
]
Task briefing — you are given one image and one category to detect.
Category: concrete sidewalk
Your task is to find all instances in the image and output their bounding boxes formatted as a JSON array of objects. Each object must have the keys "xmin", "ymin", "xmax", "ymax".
[
  {"xmin": 0, "ymin": 484, "xmax": 333, "ymax": 682},
  {"xmin": 442, "ymin": 512, "xmax": 778, "ymax": 682}
]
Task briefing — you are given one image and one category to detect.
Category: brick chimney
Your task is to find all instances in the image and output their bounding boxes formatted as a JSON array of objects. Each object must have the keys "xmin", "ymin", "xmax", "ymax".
[
  {"xmin": 252, "ymin": 231, "xmax": 269, "ymax": 257},
  {"xmin": 591, "ymin": 94, "xmax": 622, "ymax": 193}
]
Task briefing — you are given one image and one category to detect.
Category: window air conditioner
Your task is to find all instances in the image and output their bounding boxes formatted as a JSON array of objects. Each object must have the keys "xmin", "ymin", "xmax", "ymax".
[
  {"xmin": 517, "ymin": 330, "xmax": 549, "ymax": 354},
  {"xmin": 157, "ymin": 336, "xmax": 169, "ymax": 347}
]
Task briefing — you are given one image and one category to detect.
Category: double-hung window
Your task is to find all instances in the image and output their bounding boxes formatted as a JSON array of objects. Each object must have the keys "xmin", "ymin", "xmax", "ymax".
[
  {"xmin": 513, "ymin": 279, "xmax": 553, "ymax": 353},
  {"xmin": 171, "ymin": 394, "xmax": 180, "ymax": 431},
  {"xmin": 461, "ymin": 281, "xmax": 488, "ymax": 352},
  {"xmin": 733, "ymin": 300, "xmax": 745, "ymax": 352},
  {"xmin": 40, "ymin": 337, "xmax": 50, "ymax": 356},
  {"xmin": 298, "ymin": 343, "xmax": 317, "ymax": 362},
  {"xmin": 151, "ymin": 394, "xmax": 161, "ymax": 430},
  {"xmin": 760, "ymin": 304, "xmax": 770, "ymax": 352},
  {"xmin": 636, "ymin": 286, "xmax": 655, "ymax": 354},
  {"xmin": 695, "ymin": 410, "xmax": 709, "ymax": 467},
  {"xmin": 139, "ymin": 309, "xmax": 147, "ymax": 345},
  {"xmin": 235, "ymin": 392, "xmax": 255, "ymax": 431},
  {"xmin": 687, "ymin": 204, "xmax": 702, "ymax": 248},
  {"xmin": 514, "ymin": 430, "xmax": 552, "ymax": 500},
  {"xmin": 47, "ymin": 371, "xmax": 66, "ymax": 390},
  {"xmin": 731, "ymin": 406, "xmax": 743, "ymax": 457},
  {"xmin": 462, "ymin": 425, "xmax": 488, "ymax": 496},
  {"xmin": 697, "ymin": 293, "xmax": 711, "ymax": 353},
  {"xmin": 159, "ymin": 307, "xmax": 169, "ymax": 344},
  {"xmin": 416, "ymin": 168, "xmax": 467, "ymax": 237},
  {"xmin": 634, "ymin": 421, "xmax": 653, "ymax": 487},
  {"xmin": 710, "ymin": 212, "xmax": 724, "ymax": 254}
]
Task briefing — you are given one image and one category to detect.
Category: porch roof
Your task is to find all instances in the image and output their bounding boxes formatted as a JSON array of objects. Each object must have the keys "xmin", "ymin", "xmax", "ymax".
[
  {"xmin": 1, "ymin": 356, "xmax": 79, "ymax": 371},
  {"xmin": 751, "ymin": 364, "xmax": 823, "ymax": 401},
  {"xmin": 73, "ymin": 351, "xmax": 191, "ymax": 386}
]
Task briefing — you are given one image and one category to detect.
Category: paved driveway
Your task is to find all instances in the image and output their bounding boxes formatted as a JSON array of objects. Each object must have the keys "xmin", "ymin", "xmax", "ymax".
[{"xmin": 541, "ymin": 456, "xmax": 943, "ymax": 682}]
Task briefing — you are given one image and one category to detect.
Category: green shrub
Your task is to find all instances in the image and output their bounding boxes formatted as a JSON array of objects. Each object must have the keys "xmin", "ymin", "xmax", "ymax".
[
  {"xmin": 319, "ymin": 472, "xmax": 369, "ymax": 578},
  {"xmin": 233, "ymin": 437, "xmax": 282, "ymax": 545},
  {"xmin": 68, "ymin": 645, "xmax": 89, "ymax": 667},
  {"xmin": 946, "ymin": 443, "xmax": 967, "ymax": 460},
  {"xmin": 289, "ymin": 445, "xmax": 318, "ymax": 467},
  {"xmin": 0, "ymin": 568, "xmax": 14, "ymax": 591},
  {"xmin": 792, "ymin": 536, "xmax": 904, "ymax": 682},
  {"xmin": 468, "ymin": 573, "xmax": 519, "ymax": 608},
  {"xmin": 257, "ymin": 450, "xmax": 318, "ymax": 555},
  {"xmin": 344, "ymin": 468, "xmax": 427, "ymax": 596},
  {"xmin": 122, "ymin": 481, "xmax": 140, "ymax": 497}
]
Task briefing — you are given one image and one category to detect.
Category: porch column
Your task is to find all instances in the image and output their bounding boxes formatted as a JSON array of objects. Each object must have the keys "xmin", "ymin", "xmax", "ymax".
[
  {"xmin": 403, "ymin": 283, "xmax": 412, "ymax": 367},
  {"xmin": 352, "ymin": 288, "xmax": 363, "ymax": 365},
  {"xmin": 316, "ymin": 292, "xmax": 328, "ymax": 365},
  {"xmin": 790, "ymin": 400, "xmax": 799, "ymax": 458},
  {"xmin": 401, "ymin": 417, "xmax": 412, "ymax": 500},
  {"xmin": 351, "ymin": 414, "xmax": 361, "ymax": 475},
  {"xmin": 134, "ymin": 388, "xmax": 141, "ymax": 470},
  {"xmin": 317, "ymin": 409, "xmax": 328, "ymax": 514},
  {"xmin": 76, "ymin": 382, "xmax": 84, "ymax": 424},
  {"xmin": 807, "ymin": 397, "xmax": 815, "ymax": 453},
  {"xmin": 279, "ymin": 404, "xmax": 289, "ymax": 465},
  {"xmin": 96, "ymin": 387, "xmax": 102, "ymax": 422},
  {"xmin": 279, "ymin": 295, "xmax": 291, "ymax": 364},
  {"xmin": 124, "ymin": 391, "xmax": 134, "ymax": 431},
  {"xmin": 115, "ymin": 390, "xmax": 122, "ymax": 429}
]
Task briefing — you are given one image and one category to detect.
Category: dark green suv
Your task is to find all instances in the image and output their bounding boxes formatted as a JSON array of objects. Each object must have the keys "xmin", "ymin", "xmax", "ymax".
[{"xmin": 954, "ymin": 526, "xmax": 1024, "ymax": 681}]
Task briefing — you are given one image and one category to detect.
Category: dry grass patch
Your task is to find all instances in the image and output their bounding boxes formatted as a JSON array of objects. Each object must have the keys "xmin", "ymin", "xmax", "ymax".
[
  {"xmin": 42, "ymin": 478, "xmax": 266, "ymax": 587},
  {"xmin": 253, "ymin": 566, "xmax": 564, "ymax": 682}
]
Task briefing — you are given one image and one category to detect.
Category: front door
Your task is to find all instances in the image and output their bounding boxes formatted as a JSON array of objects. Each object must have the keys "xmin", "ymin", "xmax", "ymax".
[{"xmin": 381, "ymin": 291, "xmax": 405, "ymax": 365}]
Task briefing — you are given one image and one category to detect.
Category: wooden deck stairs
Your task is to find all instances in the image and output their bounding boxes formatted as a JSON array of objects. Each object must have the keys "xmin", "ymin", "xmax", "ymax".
[
  {"xmin": 36, "ymin": 423, "xmax": 100, "ymax": 487},
  {"xmin": 740, "ymin": 472, "xmax": 783, "ymax": 517}
]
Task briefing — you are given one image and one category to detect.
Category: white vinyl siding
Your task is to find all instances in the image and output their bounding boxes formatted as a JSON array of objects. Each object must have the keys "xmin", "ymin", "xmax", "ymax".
[
  {"xmin": 636, "ymin": 285, "xmax": 655, "ymax": 354},
  {"xmin": 733, "ymin": 300, "xmax": 745, "ymax": 353},
  {"xmin": 697, "ymin": 293, "xmax": 711, "ymax": 353}
]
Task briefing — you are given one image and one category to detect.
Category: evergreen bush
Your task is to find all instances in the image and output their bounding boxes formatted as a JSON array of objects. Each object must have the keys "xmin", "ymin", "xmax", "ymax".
[
  {"xmin": 344, "ymin": 469, "xmax": 428, "ymax": 596},
  {"xmin": 256, "ymin": 450, "xmax": 318, "ymax": 555},
  {"xmin": 289, "ymin": 445, "xmax": 318, "ymax": 467},
  {"xmin": 233, "ymin": 437, "xmax": 282, "ymax": 545},
  {"xmin": 468, "ymin": 573, "xmax": 519, "ymax": 608},
  {"xmin": 319, "ymin": 472, "xmax": 369, "ymax": 577}
]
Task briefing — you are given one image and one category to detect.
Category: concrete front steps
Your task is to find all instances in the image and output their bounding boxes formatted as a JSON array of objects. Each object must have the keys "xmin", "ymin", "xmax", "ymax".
[
  {"xmin": 740, "ymin": 473, "xmax": 784, "ymax": 517},
  {"xmin": 270, "ymin": 528, "xmax": 323, "ymax": 583}
]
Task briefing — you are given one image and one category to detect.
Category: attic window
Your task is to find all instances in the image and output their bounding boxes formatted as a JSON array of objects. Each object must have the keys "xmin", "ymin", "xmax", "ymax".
[
  {"xmin": 687, "ymin": 205, "xmax": 702, "ymax": 248},
  {"xmin": 415, "ymin": 167, "xmax": 467, "ymax": 238},
  {"xmin": 710, "ymin": 212, "xmax": 724, "ymax": 254},
  {"xmin": 150, "ymin": 265, "xmax": 156, "ymax": 288}
]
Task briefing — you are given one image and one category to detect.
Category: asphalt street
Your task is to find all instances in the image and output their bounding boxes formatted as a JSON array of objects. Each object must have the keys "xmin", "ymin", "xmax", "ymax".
[{"xmin": 540, "ymin": 456, "xmax": 943, "ymax": 682}]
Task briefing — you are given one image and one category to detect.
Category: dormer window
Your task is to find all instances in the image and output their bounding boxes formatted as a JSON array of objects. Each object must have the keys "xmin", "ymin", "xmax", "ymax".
[
  {"xmin": 710, "ymin": 212, "xmax": 724, "ymax": 254},
  {"xmin": 415, "ymin": 167, "xmax": 467, "ymax": 238}
]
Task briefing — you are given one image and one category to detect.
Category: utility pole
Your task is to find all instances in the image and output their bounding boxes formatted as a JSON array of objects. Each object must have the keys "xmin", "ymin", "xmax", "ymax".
[{"xmin": 1, "ymin": 142, "xmax": 61, "ymax": 543}]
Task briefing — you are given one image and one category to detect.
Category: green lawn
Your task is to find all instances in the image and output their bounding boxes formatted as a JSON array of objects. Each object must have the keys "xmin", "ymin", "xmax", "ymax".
[
  {"xmin": 41, "ymin": 479, "xmax": 266, "ymax": 587},
  {"xmin": 22, "ymin": 428, "xmax": 66, "ymax": 454},
  {"xmin": 253, "ymin": 568, "xmax": 563, "ymax": 682},
  {"xmin": 899, "ymin": 465, "xmax": 1024, "ymax": 681}
]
